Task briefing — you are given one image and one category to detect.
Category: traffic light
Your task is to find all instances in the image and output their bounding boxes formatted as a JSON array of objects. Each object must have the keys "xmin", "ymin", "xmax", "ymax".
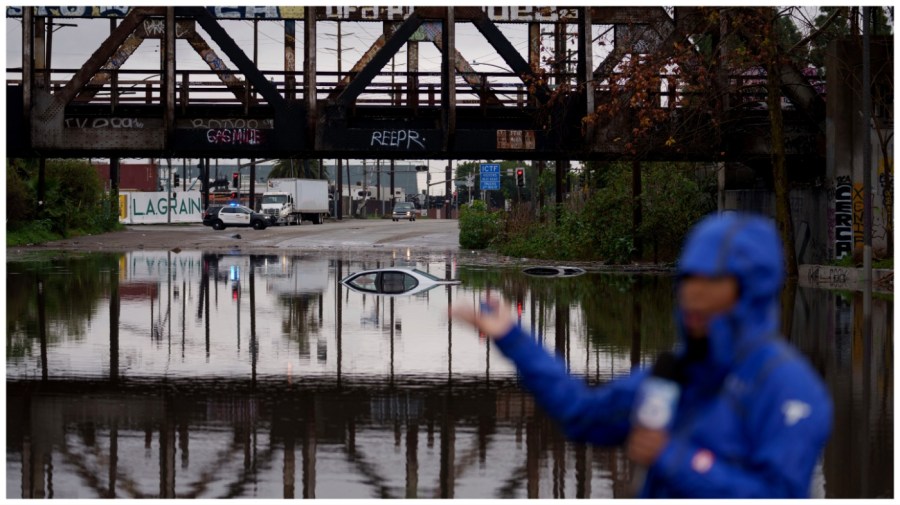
[
  {"xmin": 414, "ymin": 165, "xmax": 428, "ymax": 172},
  {"xmin": 173, "ymin": 173, "xmax": 180, "ymax": 186},
  {"xmin": 230, "ymin": 192, "xmax": 238, "ymax": 200},
  {"xmin": 232, "ymin": 172, "xmax": 239, "ymax": 188},
  {"xmin": 515, "ymin": 168, "xmax": 525, "ymax": 187}
]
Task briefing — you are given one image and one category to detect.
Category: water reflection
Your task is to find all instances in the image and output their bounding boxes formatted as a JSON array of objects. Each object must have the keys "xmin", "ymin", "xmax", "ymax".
[{"xmin": 6, "ymin": 252, "xmax": 893, "ymax": 498}]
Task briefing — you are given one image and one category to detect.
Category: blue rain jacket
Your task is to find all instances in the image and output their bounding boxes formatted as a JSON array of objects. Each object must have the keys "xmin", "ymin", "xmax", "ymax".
[{"xmin": 494, "ymin": 213, "xmax": 832, "ymax": 498}]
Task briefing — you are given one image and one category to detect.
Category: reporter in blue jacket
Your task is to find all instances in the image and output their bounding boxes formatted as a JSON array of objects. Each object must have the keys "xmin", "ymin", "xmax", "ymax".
[{"xmin": 452, "ymin": 213, "xmax": 832, "ymax": 498}]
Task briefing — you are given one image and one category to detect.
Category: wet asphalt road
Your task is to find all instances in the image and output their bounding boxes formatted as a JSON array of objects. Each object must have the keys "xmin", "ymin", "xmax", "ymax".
[{"xmin": 9, "ymin": 218, "xmax": 461, "ymax": 255}]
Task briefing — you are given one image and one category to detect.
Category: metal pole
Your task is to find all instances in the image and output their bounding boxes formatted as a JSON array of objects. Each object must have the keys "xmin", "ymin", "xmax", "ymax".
[
  {"xmin": 167, "ymin": 158, "xmax": 172, "ymax": 223},
  {"xmin": 336, "ymin": 158, "xmax": 343, "ymax": 219},
  {"xmin": 250, "ymin": 158, "xmax": 256, "ymax": 210},
  {"xmin": 862, "ymin": 7, "xmax": 873, "ymax": 297}
]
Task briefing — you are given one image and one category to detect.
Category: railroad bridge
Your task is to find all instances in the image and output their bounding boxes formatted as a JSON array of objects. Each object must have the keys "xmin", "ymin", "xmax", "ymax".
[{"xmin": 7, "ymin": 6, "xmax": 825, "ymax": 168}]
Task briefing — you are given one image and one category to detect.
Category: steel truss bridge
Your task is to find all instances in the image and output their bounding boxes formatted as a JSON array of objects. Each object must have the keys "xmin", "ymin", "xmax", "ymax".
[{"xmin": 7, "ymin": 6, "xmax": 825, "ymax": 172}]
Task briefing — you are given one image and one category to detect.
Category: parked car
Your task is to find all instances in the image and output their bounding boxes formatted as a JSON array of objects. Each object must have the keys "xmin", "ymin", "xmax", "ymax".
[
  {"xmin": 392, "ymin": 202, "xmax": 417, "ymax": 222},
  {"xmin": 202, "ymin": 204, "xmax": 273, "ymax": 230}
]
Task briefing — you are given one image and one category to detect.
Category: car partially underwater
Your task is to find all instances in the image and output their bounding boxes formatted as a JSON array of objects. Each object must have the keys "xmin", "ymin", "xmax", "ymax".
[
  {"xmin": 341, "ymin": 267, "xmax": 461, "ymax": 296},
  {"xmin": 521, "ymin": 266, "xmax": 587, "ymax": 277}
]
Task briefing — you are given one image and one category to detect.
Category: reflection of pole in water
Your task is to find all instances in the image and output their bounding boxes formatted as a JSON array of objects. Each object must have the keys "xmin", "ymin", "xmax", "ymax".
[
  {"xmin": 390, "ymin": 298, "xmax": 395, "ymax": 386},
  {"xmin": 631, "ymin": 277, "xmax": 642, "ymax": 370},
  {"xmin": 37, "ymin": 280, "xmax": 47, "ymax": 381},
  {"xmin": 159, "ymin": 397, "xmax": 176, "ymax": 498},
  {"xmin": 302, "ymin": 405, "xmax": 316, "ymax": 498},
  {"xmin": 405, "ymin": 422, "xmax": 419, "ymax": 498},
  {"xmin": 108, "ymin": 422, "xmax": 118, "ymax": 497},
  {"xmin": 336, "ymin": 260, "xmax": 343, "ymax": 387},
  {"xmin": 250, "ymin": 264, "xmax": 257, "ymax": 385},
  {"xmin": 439, "ymin": 405, "xmax": 455, "ymax": 498},
  {"xmin": 447, "ymin": 260, "xmax": 453, "ymax": 383},
  {"xmin": 168, "ymin": 251, "xmax": 172, "ymax": 356},
  {"xmin": 526, "ymin": 418, "xmax": 540, "ymax": 498},
  {"xmin": 205, "ymin": 260, "xmax": 211, "ymax": 361},
  {"xmin": 181, "ymin": 279, "xmax": 186, "ymax": 360},
  {"xmin": 283, "ymin": 429, "xmax": 296, "ymax": 498},
  {"xmin": 575, "ymin": 443, "xmax": 591, "ymax": 498},
  {"xmin": 110, "ymin": 260, "xmax": 120, "ymax": 381}
]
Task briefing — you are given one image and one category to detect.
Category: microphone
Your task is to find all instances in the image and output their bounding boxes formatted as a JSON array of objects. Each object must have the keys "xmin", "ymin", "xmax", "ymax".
[{"xmin": 629, "ymin": 352, "xmax": 681, "ymax": 496}]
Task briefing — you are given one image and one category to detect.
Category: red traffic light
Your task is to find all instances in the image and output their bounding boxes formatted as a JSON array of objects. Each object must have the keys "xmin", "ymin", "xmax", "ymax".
[
  {"xmin": 517, "ymin": 169, "xmax": 524, "ymax": 175},
  {"xmin": 232, "ymin": 172, "xmax": 239, "ymax": 188}
]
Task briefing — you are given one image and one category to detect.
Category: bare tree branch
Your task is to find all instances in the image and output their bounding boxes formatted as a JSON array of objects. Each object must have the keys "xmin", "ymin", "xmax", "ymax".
[{"xmin": 788, "ymin": 8, "xmax": 841, "ymax": 54}]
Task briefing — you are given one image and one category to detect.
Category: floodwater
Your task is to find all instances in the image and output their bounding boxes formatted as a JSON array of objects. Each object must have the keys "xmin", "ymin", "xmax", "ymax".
[{"xmin": 6, "ymin": 251, "xmax": 893, "ymax": 498}]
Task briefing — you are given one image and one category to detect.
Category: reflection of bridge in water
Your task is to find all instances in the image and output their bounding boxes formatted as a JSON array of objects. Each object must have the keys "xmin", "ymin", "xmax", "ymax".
[{"xmin": 8, "ymin": 377, "xmax": 629, "ymax": 498}]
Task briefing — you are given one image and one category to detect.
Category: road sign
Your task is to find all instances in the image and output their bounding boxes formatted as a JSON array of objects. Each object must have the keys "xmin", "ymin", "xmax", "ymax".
[{"xmin": 480, "ymin": 163, "xmax": 501, "ymax": 191}]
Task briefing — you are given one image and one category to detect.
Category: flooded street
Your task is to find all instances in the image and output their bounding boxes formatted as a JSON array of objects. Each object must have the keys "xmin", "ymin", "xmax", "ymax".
[{"xmin": 6, "ymin": 251, "xmax": 893, "ymax": 498}]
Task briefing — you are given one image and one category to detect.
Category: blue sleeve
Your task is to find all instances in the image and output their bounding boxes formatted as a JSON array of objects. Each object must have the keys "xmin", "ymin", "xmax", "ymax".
[
  {"xmin": 493, "ymin": 324, "xmax": 646, "ymax": 446},
  {"xmin": 653, "ymin": 362, "xmax": 833, "ymax": 498}
]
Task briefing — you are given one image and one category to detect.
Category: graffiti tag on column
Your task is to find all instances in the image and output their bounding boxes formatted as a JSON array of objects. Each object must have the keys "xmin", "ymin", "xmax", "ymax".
[
  {"xmin": 833, "ymin": 176, "xmax": 852, "ymax": 259},
  {"xmin": 852, "ymin": 183, "xmax": 864, "ymax": 249},
  {"xmin": 65, "ymin": 117, "xmax": 144, "ymax": 128},
  {"xmin": 143, "ymin": 19, "xmax": 164, "ymax": 36},
  {"xmin": 206, "ymin": 129, "xmax": 264, "ymax": 145},
  {"xmin": 191, "ymin": 118, "xmax": 273, "ymax": 129},
  {"xmin": 370, "ymin": 130, "xmax": 425, "ymax": 149},
  {"xmin": 879, "ymin": 162, "xmax": 893, "ymax": 233}
]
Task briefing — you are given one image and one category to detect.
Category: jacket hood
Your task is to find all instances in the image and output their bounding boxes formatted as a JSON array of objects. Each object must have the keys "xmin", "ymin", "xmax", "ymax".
[{"xmin": 674, "ymin": 213, "xmax": 785, "ymax": 380}]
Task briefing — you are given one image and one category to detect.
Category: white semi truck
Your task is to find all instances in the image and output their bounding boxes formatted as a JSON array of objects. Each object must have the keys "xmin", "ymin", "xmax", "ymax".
[{"xmin": 261, "ymin": 178, "xmax": 329, "ymax": 225}]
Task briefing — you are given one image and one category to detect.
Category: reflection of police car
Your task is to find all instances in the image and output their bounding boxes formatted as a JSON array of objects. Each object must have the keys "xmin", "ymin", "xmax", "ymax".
[
  {"xmin": 202, "ymin": 203, "xmax": 274, "ymax": 230},
  {"xmin": 341, "ymin": 267, "xmax": 460, "ymax": 296}
]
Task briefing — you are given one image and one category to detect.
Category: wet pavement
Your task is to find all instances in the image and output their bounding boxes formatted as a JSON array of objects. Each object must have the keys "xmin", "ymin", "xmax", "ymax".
[{"xmin": 5, "ymin": 251, "xmax": 893, "ymax": 498}]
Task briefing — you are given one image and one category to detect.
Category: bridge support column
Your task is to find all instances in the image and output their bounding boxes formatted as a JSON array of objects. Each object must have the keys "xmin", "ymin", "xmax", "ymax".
[
  {"xmin": 441, "ymin": 8, "xmax": 456, "ymax": 149},
  {"xmin": 284, "ymin": 20, "xmax": 296, "ymax": 101},
  {"xmin": 304, "ymin": 8, "xmax": 317, "ymax": 145}
]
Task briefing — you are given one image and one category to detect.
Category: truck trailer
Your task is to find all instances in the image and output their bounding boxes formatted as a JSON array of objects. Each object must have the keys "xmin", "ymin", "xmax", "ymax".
[{"xmin": 261, "ymin": 178, "xmax": 330, "ymax": 225}]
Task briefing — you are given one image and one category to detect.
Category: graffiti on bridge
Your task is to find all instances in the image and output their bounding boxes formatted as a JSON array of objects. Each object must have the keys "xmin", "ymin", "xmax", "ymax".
[
  {"xmin": 833, "ymin": 176, "xmax": 852, "ymax": 259},
  {"xmin": 370, "ymin": 130, "xmax": 426, "ymax": 149},
  {"xmin": 206, "ymin": 129, "xmax": 264, "ymax": 146},
  {"xmin": 8, "ymin": 6, "xmax": 580, "ymax": 22},
  {"xmin": 191, "ymin": 118, "xmax": 273, "ymax": 129},
  {"xmin": 65, "ymin": 117, "xmax": 144, "ymax": 129}
]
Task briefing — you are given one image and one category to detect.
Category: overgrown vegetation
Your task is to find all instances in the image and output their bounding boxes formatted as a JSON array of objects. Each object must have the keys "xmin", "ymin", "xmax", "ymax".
[
  {"xmin": 7, "ymin": 158, "xmax": 123, "ymax": 246},
  {"xmin": 459, "ymin": 162, "xmax": 716, "ymax": 263}
]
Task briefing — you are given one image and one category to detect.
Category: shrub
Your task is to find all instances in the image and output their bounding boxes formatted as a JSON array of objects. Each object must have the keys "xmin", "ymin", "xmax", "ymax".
[{"xmin": 459, "ymin": 200, "xmax": 500, "ymax": 249}]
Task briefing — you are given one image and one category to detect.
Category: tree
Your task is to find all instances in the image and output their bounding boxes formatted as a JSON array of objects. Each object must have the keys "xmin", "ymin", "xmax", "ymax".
[{"xmin": 268, "ymin": 159, "xmax": 324, "ymax": 180}]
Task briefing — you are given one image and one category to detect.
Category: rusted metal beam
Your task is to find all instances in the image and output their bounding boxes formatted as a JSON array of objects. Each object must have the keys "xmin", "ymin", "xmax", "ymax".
[
  {"xmin": 76, "ymin": 32, "xmax": 145, "ymax": 101},
  {"xmin": 578, "ymin": 8, "xmax": 594, "ymax": 120},
  {"xmin": 22, "ymin": 7, "xmax": 33, "ymax": 134},
  {"xmin": 35, "ymin": 17, "xmax": 46, "ymax": 88},
  {"xmin": 304, "ymin": 7, "xmax": 317, "ymax": 142},
  {"xmin": 185, "ymin": 6, "xmax": 285, "ymax": 108},
  {"xmin": 164, "ymin": 7, "xmax": 175, "ymax": 140},
  {"xmin": 182, "ymin": 30, "xmax": 251, "ymax": 105},
  {"xmin": 407, "ymin": 40, "xmax": 418, "ymax": 110},
  {"xmin": 470, "ymin": 10, "xmax": 550, "ymax": 104},
  {"xmin": 285, "ymin": 20, "xmax": 296, "ymax": 101},
  {"xmin": 36, "ymin": 7, "xmax": 153, "ymax": 122},
  {"xmin": 442, "ymin": 8, "xmax": 456, "ymax": 148},
  {"xmin": 333, "ymin": 11, "xmax": 423, "ymax": 110}
]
